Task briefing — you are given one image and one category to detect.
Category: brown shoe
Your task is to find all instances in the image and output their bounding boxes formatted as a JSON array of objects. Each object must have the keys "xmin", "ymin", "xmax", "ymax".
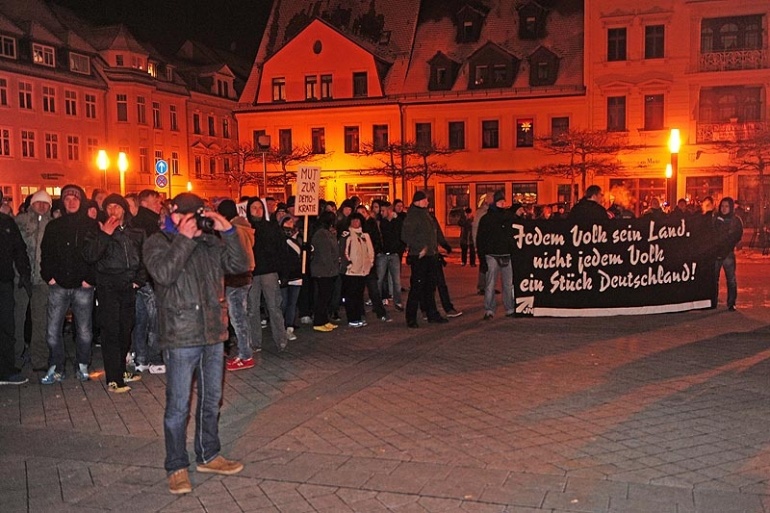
[
  {"xmin": 196, "ymin": 455, "xmax": 244, "ymax": 475},
  {"xmin": 168, "ymin": 469, "xmax": 192, "ymax": 495}
]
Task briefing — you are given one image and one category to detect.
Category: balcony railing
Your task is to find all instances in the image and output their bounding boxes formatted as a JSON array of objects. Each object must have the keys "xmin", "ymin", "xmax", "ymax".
[
  {"xmin": 699, "ymin": 48, "xmax": 768, "ymax": 72},
  {"xmin": 696, "ymin": 121, "xmax": 768, "ymax": 143}
]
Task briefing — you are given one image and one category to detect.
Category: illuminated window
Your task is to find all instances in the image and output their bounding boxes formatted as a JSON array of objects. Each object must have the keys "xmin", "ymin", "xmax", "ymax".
[
  {"xmin": 476, "ymin": 183, "xmax": 504, "ymax": 208},
  {"xmin": 644, "ymin": 94, "xmax": 665, "ymax": 130},
  {"xmin": 373, "ymin": 124, "xmax": 389, "ymax": 151},
  {"xmin": 607, "ymin": 28, "xmax": 627, "ymax": 61},
  {"xmin": 0, "ymin": 128, "xmax": 10, "ymax": 156},
  {"xmin": 42, "ymin": 86, "xmax": 55, "ymax": 113},
  {"xmin": 645, "ymin": 25, "xmax": 665, "ymax": 59},
  {"xmin": 482, "ymin": 120, "xmax": 499, "ymax": 149},
  {"xmin": 65, "ymin": 90, "xmax": 77, "ymax": 116},
  {"xmin": 607, "ymin": 96, "xmax": 626, "ymax": 131},
  {"xmin": 21, "ymin": 130, "xmax": 36, "ymax": 158},
  {"xmin": 69, "ymin": 53, "xmax": 90, "ymax": 74},
  {"xmin": 516, "ymin": 118, "xmax": 534, "ymax": 147},
  {"xmin": 116, "ymin": 94, "xmax": 128, "ymax": 121},
  {"xmin": 148, "ymin": 61, "xmax": 156, "ymax": 77},
  {"xmin": 18, "ymin": 82, "xmax": 32, "ymax": 110},
  {"xmin": 272, "ymin": 77, "xmax": 286, "ymax": 102},
  {"xmin": 445, "ymin": 185, "xmax": 470, "ymax": 226},
  {"xmin": 0, "ymin": 36, "xmax": 16, "ymax": 59},
  {"xmin": 136, "ymin": 96, "xmax": 147, "ymax": 124},
  {"xmin": 311, "ymin": 128, "xmax": 325, "ymax": 154},
  {"xmin": 85, "ymin": 94, "xmax": 96, "ymax": 119},
  {"xmin": 33, "ymin": 43, "xmax": 55, "ymax": 67},
  {"xmin": 67, "ymin": 135, "xmax": 79, "ymax": 161},
  {"xmin": 153, "ymin": 102, "xmax": 162, "ymax": 128},
  {"xmin": 448, "ymin": 121, "xmax": 465, "ymax": 150}
]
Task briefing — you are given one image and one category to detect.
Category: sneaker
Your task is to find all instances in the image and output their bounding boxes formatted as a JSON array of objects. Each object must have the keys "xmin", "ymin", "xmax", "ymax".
[
  {"xmin": 108, "ymin": 381, "xmax": 131, "ymax": 393},
  {"xmin": 149, "ymin": 364, "xmax": 166, "ymax": 374},
  {"xmin": 286, "ymin": 327, "xmax": 297, "ymax": 341},
  {"xmin": 313, "ymin": 324, "xmax": 334, "ymax": 332},
  {"xmin": 226, "ymin": 357, "xmax": 255, "ymax": 371},
  {"xmin": 446, "ymin": 309, "xmax": 463, "ymax": 318},
  {"xmin": 134, "ymin": 363, "xmax": 150, "ymax": 373},
  {"xmin": 382, "ymin": 298, "xmax": 390, "ymax": 306},
  {"xmin": 365, "ymin": 299, "xmax": 373, "ymax": 307},
  {"xmin": 196, "ymin": 456, "xmax": 243, "ymax": 476},
  {"xmin": 348, "ymin": 321, "xmax": 365, "ymax": 328},
  {"xmin": 168, "ymin": 469, "xmax": 192, "ymax": 495},
  {"xmin": 728, "ymin": 305, "xmax": 737, "ymax": 311},
  {"xmin": 0, "ymin": 373, "xmax": 28, "ymax": 385},
  {"xmin": 40, "ymin": 366, "xmax": 64, "ymax": 385},
  {"xmin": 300, "ymin": 316, "xmax": 313, "ymax": 325},
  {"xmin": 76, "ymin": 364, "xmax": 90, "ymax": 382},
  {"xmin": 261, "ymin": 319, "xmax": 268, "ymax": 329},
  {"xmin": 253, "ymin": 346, "xmax": 262, "ymax": 353},
  {"xmin": 394, "ymin": 303, "xmax": 404, "ymax": 312},
  {"xmin": 380, "ymin": 315, "xmax": 393, "ymax": 322},
  {"xmin": 324, "ymin": 322, "xmax": 339, "ymax": 330},
  {"xmin": 123, "ymin": 371, "xmax": 142, "ymax": 383}
]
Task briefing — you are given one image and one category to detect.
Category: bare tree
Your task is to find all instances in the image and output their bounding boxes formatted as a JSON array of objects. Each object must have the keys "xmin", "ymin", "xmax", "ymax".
[
  {"xmin": 265, "ymin": 144, "xmax": 320, "ymax": 198},
  {"xmin": 209, "ymin": 143, "xmax": 262, "ymax": 198},
  {"xmin": 357, "ymin": 140, "xmax": 415, "ymax": 200},
  {"xmin": 534, "ymin": 129, "xmax": 624, "ymax": 204},
  {"xmin": 407, "ymin": 140, "xmax": 459, "ymax": 191}
]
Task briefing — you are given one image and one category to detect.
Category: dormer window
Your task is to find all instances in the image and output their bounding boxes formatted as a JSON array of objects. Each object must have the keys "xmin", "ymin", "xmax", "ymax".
[
  {"xmin": 0, "ymin": 35, "xmax": 16, "ymax": 59},
  {"xmin": 132, "ymin": 56, "xmax": 144, "ymax": 70},
  {"xmin": 116, "ymin": 54, "xmax": 124, "ymax": 66},
  {"xmin": 148, "ymin": 61, "xmax": 157, "ymax": 77},
  {"xmin": 518, "ymin": 2, "xmax": 548, "ymax": 40},
  {"xmin": 165, "ymin": 66, "xmax": 174, "ymax": 81},
  {"xmin": 455, "ymin": 4, "xmax": 487, "ymax": 43},
  {"xmin": 467, "ymin": 43, "xmax": 520, "ymax": 90},
  {"xmin": 69, "ymin": 52, "xmax": 90, "ymax": 74},
  {"xmin": 428, "ymin": 51, "xmax": 459, "ymax": 91},
  {"xmin": 528, "ymin": 47, "xmax": 560, "ymax": 86},
  {"xmin": 33, "ymin": 43, "xmax": 55, "ymax": 67}
]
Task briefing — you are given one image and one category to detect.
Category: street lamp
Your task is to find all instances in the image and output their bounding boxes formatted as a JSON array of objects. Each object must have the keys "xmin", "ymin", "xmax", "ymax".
[
  {"xmin": 257, "ymin": 134, "xmax": 271, "ymax": 197},
  {"xmin": 96, "ymin": 150, "xmax": 109, "ymax": 190},
  {"xmin": 667, "ymin": 129, "xmax": 681, "ymax": 204},
  {"xmin": 665, "ymin": 163, "xmax": 673, "ymax": 208},
  {"xmin": 117, "ymin": 151, "xmax": 128, "ymax": 195}
]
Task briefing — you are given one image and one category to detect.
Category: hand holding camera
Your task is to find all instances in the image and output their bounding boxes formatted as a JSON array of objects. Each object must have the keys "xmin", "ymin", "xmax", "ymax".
[{"xmin": 197, "ymin": 208, "xmax": 232, "ymax": 232}]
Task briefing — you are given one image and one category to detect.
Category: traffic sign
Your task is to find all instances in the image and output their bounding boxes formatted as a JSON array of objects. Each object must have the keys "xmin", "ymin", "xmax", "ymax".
[
  {"xmin": 155, "ymin": 159, "xmax": 168, "ymax": 175},
  {"xmin": 155, "ymin": 175, "xmax": 168, "ymax": 188}
]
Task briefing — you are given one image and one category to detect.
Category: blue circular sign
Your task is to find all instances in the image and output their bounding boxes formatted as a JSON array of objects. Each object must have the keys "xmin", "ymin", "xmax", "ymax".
[{"xmin": 155, "ymin": 159, "xmax": 169, "ymax": 175}]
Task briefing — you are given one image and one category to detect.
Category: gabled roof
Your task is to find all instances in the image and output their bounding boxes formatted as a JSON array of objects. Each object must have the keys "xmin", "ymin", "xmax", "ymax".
[
  {"xmin": 0, "ymin": 11, "xmax": 23, "ymax": 36},
  {"xmin": 85, "ymin": 25, "xmax": 150, "ymax": 54}
]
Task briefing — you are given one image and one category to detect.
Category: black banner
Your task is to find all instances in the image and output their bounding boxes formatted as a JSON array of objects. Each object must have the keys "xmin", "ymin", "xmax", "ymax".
[{"xmin": 511, "ymin": 217, "xmax": 716, "ymax": 317}]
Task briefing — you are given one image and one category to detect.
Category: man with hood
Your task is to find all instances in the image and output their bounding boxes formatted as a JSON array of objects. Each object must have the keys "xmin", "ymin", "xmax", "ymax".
[
  {"xmin": 714, "ymin": 197, "xmax": 743, "ymax": 311},
  {"xmin": 14, "ymin": 190, "xmax": 52, "ymax": 371},
  {"xmin": 83, "ymin": 194, "xmax": 147, "ymax": 392},
  {"xmin": 0, "ymin": 188, "xmax": 31, "ymax": 385},
  {"xmin": 246, "ymin": 196, "xmax": 288, "ymax": 354},
  {"xmin": 217, "ymin": 199, "xmax": 256, "ymax": 371},
  {"xmin": 400, "ymin": 191, "xmax": 447, "ymax": 328},
  {"xmin": 39, "ymin": 184, "xmax": 98, "ymax": 384},
  {"xmin": 476, "ymin": 191, "xmax": 517, "ymax": 320}
]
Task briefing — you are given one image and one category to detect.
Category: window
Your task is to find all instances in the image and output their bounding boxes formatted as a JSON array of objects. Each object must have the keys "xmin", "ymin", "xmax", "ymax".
[
  {"xmin": 19, "ymin": 82, "xmax": 32, "ymax": 109},
  {"xmin": 445, "ymin": 185, "xmax": 470, "ymax": 226},
  {"xmin": 44, "ymin": 133, "xmax": 58, "ymax": 159},
  {"xmin": 0, "ymin": 36, "xmax": 16, "ymax": 59},
  {"xmin": 252, "ymin": 129, "xmax": 266, "ymax": 149},
  {"xmin": 551, "ymin": 116, "xmax": 570, "ymax": 141},
  {"xmin": 701, "ymin": 15, "xmax": 764, "ymax": 53},
  {"xmin": 165, "ymin": 67, "xmax": 173, "ymax": 81},
  {"xmin": 222, "ymin": 118, "xmax": 230, "ymax": 138},
  {"xmin": 153, "ymin": 102, "xmax": 162, "ymax": 128},
  {"xmin": 85, "ymin": 94, "xmax": 96, "ymax": 118},
  {"xmin": 209, "ymin": 157, "xmax": 216, "ymax": 175},
  {"xmin": 207, "ymin": 115, "xmax": 215, "ymax": 136},
  {"xmin": 415, "ymin": 122, "xmax": 432, "ymax": 149},
  {"xmin": 67, "ymin": 135, "xmax": 79, "ymax": 161},
  {"xmin": 353, "ymin": 72, "xmax": 368, "ymax": 97},
  {"xmin": 42, "ymin": 86, "xmax": 55, "ymax": 113},
  {"xmin": 194, "ymin": 155, "xmax": 202, "ymax": 178},
  {"xmin": 645, "ymin": 25, "xmax": 665, "ymax": 59},
  {"xmin": 607, "ymin": 96, "xmax": 626, "ymax": 131},
  {"xmin": 344, "ymin": 126, "xmax": 360, "ymax": 153},
  {"xmin": 474, "ymin": 65, "xmax": 488, "ymax": 86},
  {"xmin": 311, "ymin": 128, "xmax": 325, "ymax": 154},
  {"xmin": 476, "ymin": 183, "xmax": 505, "ymax": 208},
  {"xmin": 320, "ymin": 74, "xmax": 332, "ymax": 99},
  {"xmin": 87, "ymin": 138, "xmax": 98, "ymax": 161},
  {"xmin": 69, "ymin": 53, "xmax": 90, "ymax": 74},
  {"xmin": 132, "ymin": 56, "xmax": 144, "ymax": 70},
  {"xmin": 223, "ymin": 158, "xmax": 231, "ymax": 174},
  {"xmin": 448, "ymin": 121, "xmax": 465, "ymax": 150},
  {"xmin": 136, "ymin": 96, "xmax": 147, "ymax": 124},
  {"xmin": 139, "ymin": 147, "xmax": 149, "ymax": 173},
  {"xmin": 644, "ymin": 94, "xmax": 664, "ymax": 130},
  {"xmin": 516, "ymin": 118, "xmax": 534, "ymax": 147},
  {"xmin": 0, "ymin": 128, "xmax": 10, "ymax": 156},
  {"xmin": 698, "ymin": 86, "xmax": 762, "ymax": 124},
  {"xmin": 170, "ymin": 105, "xmax": 178, "ymax": 131},
  {"xmin": 373, "ymin": 124, "xmax": 389, "ymax": 151},
  {"xmin": 305, "ymin": 75, "xmax": 317, "ymax": 100},
  {"xmin": 482, "ymin": 120, "xmax": 499, "ymax": 149},
  {"xmin": 272, "ymin": 77, "xmax": 286, "ymax": 102},
  {"xmin": 170, "ymin": 151, "xmax": 179, "ymax": 175},
  {"xmin": 558, "ymin": 184, "xmax": 580, "ymax": 206},
  {"xmin": 154, "ymin": 149, "xmax": 163, "ymax": 165},
  {"xmin": 193, "ymin": 113, "xmax": 201, "ymax": 134},
  {"xmin": 512, "ymin": 182, "xmax": 538, "ymax": 204},
  {"xmin": 33, "ymin": 44, "xmax": 55, "ymax": 67},
  {"xmin": 65, "ymin": 90, "xmax": 77, "ymax": 116},
  {"xmin": 148, "ymin": 61, "xmax": 156, "ymax": 77},
  {"xmin": 608, "ymin": 28, "xmax": 627, "ymax": 61},
  {"xmin": 279, "ymin": 129, "xmax": 292, "ymax": 153},
  {"xmin": 115, "ymin": 54, "xmax": 124, "ymax": 66},
  {"xmin": 0, "ymin": 78, "xmax": 6, "ymax": 106},
  {"xmin": 116, "ymin": 94, "xmax": 128, "ymax": 121},
  {"xmin": 21, "ymin": 131, "xmax": 35, "ymax": 158},
  {"xmin": 689, "ymin": 176, "xmax": 724, "ymax": 205}
]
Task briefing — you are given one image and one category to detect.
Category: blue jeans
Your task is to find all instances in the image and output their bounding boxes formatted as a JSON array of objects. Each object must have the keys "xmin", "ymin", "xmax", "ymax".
[
  {"xmin": 132, "ymin": 284, "xmax": 161, "ymax": 365},
  {"xmin": 226, "ymin": 284, "xmax": 252, "ymax": 359},
  {"xmin": 484, "ymin": 255, "xmax": 514, "ymax": 316},
  {"xmin": 46, "ymin": 284, "xmax": 93, "ymax": 373},
  {"xmin": 715, "ymin": 252, "xmax": 737, "ymax": 308},
  {"xmin": 164, "ymin": 343, "xmax": 224, "ymax": 474},
  {"xmin": 376, "ymin": 253, "xmax": 402, "ymax": 305},
  {"xmin": 281, "ymin": 285, "xmax": 300, "ymax": 328}
]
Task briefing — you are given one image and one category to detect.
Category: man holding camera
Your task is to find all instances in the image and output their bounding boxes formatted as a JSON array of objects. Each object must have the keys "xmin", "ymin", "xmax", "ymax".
[{"xmin": 143, "ymin": 193, "xmax": 250, "ymax": 495}]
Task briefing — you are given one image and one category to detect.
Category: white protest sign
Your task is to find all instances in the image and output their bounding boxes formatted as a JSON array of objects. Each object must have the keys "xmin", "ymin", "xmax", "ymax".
[{"xmin": 296, "ymin": 166, "xmax": 321, "ymax": 216}]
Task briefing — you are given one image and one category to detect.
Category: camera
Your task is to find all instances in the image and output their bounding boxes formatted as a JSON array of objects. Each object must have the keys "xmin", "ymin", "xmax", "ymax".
[{"xmin": 195, "ymin": 207, "xmax": 215, "ymax": 232}]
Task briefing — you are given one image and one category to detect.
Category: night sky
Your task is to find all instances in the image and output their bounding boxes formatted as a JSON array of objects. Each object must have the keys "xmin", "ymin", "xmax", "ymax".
[{"xmin": 50, "ymin": 0, "xmax": 272, "ymax": 60}]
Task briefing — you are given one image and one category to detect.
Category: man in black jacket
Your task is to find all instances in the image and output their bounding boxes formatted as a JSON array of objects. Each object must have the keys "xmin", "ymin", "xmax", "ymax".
[
  {"xmin": 39, "ymin": 184, "xmax": 97, "ymax": 385},
  {"xmin": 714, "ymin": 197, "xmax": 743, "ymax": 311},
  {"xmin": 0, "ymin": 189, "xmax": 31, "ymax": 385},
  {"xmin": 568, "ymin": 185, "xmax": 611, "ymax": 223},
  {"xmin": 477, "ymin": 191, "xmax": 517, "ymax": 320},
  {"xmin": 83, "ymin": 194, "xmax": 147, "ymax": 392},
  {"xmin": 377, "ymin": 201, "xmax": 404, "ymax": 310}
]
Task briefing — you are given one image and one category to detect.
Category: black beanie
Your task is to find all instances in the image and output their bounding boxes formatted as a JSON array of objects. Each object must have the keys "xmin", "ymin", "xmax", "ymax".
[{"xmin": 217, "ymin": 199, "xmax": 238, "ymax": 220}]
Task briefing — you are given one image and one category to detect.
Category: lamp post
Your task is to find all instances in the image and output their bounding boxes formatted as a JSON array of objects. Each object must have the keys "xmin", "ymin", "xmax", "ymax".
[
  {"xmin": 665, "ymin": 163, "xmax": 673, "ymax": 208},
  {"xmin": 667, "ymin": 129, "xmax": 681, "ymax": 204},
  {"xmin": 117, "ymin": 151, "xmax": 128, "ymax": 195},
  {"xmin": 257, "ymin": 134, "xmax": 271, "ymax": 197},
  {"xmin": 96, "ymin": 150, "xmax": 109, "ymax": 190}
]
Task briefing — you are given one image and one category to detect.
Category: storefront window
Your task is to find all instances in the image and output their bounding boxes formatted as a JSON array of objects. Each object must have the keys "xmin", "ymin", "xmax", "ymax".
[
  {"xmin": 688, "ymin": 176, "xmax": 724, "ymax": 205},
  {"xmin": 737, "ymin": 175, "xmax": 765, "ymax": 227},
  {"xmin": 346, "ymin": 182, "xmax": 389, "ymax": 208},
  {"xmin": 512, "ymin": 182, "xmax": 538, "ymax": 204},
  {"xmin": 446, "ymin": 184, "xmax": 470, "ymax": 225},
  {"xmin": 610, "ymin": 178, "xmax": 666, "ymax": 216},
  {"xmin": 476, "ymin": 182, "xmax": 504, "ymax": 209}
]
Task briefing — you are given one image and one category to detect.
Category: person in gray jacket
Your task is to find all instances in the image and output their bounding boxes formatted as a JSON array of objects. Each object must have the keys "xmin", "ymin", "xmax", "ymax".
[
  {"xmin": 143, "ymin": 193, "xmax": 250, "ymax": 495},
  {"xmin": 310, "ymin": 211, "xmax": 340, "ymax": 332}
]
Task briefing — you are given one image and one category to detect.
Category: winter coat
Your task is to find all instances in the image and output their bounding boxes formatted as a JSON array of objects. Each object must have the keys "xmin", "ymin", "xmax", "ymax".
[
  {"xmin": 341, "ymin": 227, "xmax": 374, "ymax": 276},
  {"xmin": 82, "ymin": 224, "xmax": 147, "ymax": 289},
  {"xmin": 279, "ymin": 236, "xmax": 303, "ymax": 286},
  {"xmin": 14, "ymin": 209, "xmax": 51, "ymax": 285},
  {"xmin": 310, "ymin": 228, "xmax": 339, "ymax": 278},
  {"xmin": 568, "ymin": 198, "xmax": 611, "ymax": 223},
  {"xmin": 40, "ymin": 211, "xmax": 98, "ymax": 288},
  {"xmin": 131, "ymin": 206, "xmax": 160, "ymax": 237},
  {"xmin": 247, "ymin": 197, "xmax": 285, "ymax": 276},
  {"xmin": 225, "ymin": 216, "xmax": 255, "ymax": 288},
  {"xmin": 476, "ymin": 204, "xmax": 515, "ymax": 257},
  {"xmin": 458, "ymin": 213, "xmax": 473, "ymax": 246},
  {"xmin": 714, "ymin": 198, "xmax": 744, "ymax": 259},
  {"xmin": 379, "ymin": 214, "xmax": 404, "ymax": 254},
  {"xmin": 143, "ymin": 228, "xmax": 250, "ymax": 350},
  {"xmin": 401, "ymin": 204, "xmax": 437, "ymax": 257},
  {"xmin": 0, "ymin": 212, "xmax": 30, "ymax": 284}
]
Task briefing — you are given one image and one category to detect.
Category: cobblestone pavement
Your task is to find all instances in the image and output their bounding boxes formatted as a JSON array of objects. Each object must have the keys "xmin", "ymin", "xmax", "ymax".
[{"xmin": 3, "ymin": 251, "xmax": 770, "ymax": 512}]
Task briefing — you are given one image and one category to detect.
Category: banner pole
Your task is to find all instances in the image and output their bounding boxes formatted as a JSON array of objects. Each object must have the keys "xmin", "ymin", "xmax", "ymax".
[{"xmin": 301, "ymin": 215, "xmax": 310, "ymax": 275}]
